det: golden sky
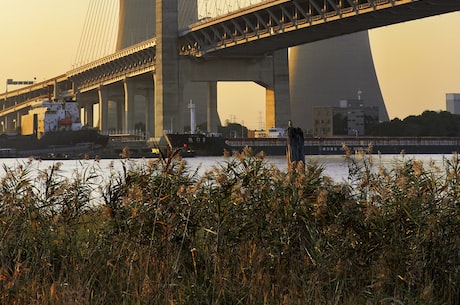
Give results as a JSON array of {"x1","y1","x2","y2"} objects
[
  {"x1": 1, "y1": 1, "x2": 460, "y2": 129},
  {"x1": 369, "y1": 11, "x2": 460, "y2": 120}
]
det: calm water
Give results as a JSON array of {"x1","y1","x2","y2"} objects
[
  {"x1": 0, "y1": 153, "x2": 454, "y2": 183},
  {"x1": 0, "y1": 154, "x2": 453, "y2": 205},
  {"x1": 184, "y1": 154, "x2": 453, "y2": 182}
]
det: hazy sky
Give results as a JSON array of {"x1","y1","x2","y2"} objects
[{"x1": 1, "y1": 1, "x2": 460, "y2": 129}]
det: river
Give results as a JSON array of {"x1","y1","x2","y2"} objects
[
  {"x1": 0, "y1": 153, "x2": 454, "y2": 183},
  {"x1": 0, "y1": 154, "x2": 453, "y2": 205}
]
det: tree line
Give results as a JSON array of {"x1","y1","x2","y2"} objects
[{"x1": 369, "y1": 110, "x2": 460, "y2": 136}]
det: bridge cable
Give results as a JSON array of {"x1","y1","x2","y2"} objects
[
  {"x1": 106, "y1": 1, "x2": 119, "y2": 54},
  {"x1": 77, "y1": 0, "x2": 100, "y2": 65},
  {"x1": 90, "y1": 0, "x2": 106, "y2": 61},
  {"x1": 96, "y1": 0, "x2": 112, "y2": 58},
  {"x1": 74, "y1": 0, "x2": 97, "y2": 66},
  {"x1": 73, "y1": 0, "x2": 118, "y2": 67}
]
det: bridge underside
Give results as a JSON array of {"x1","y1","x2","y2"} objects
[{"x1": 185, "y1": 0, "x2": 460, "y2": 57}]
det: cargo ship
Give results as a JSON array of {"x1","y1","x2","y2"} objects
[
  {"x1": 162, "y1": 133, "x2": 460, "y2": 156},
  {"x1": 0, "y1": 99, "x2": 109, "y2": 159}
]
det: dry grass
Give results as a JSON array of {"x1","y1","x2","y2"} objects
[{"x1": 0, "y1": 150, "x2": 459, "y2": 304}]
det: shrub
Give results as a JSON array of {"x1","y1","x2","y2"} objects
[{"x1": 0, "y1": 151, "x2": 458, "y2": 304}]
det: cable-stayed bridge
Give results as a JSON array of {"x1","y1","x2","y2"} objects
[
  {"x1": 1, "y1": 0, "x2": 460, "y2": 138},
  {"x1": 74, "y1": 0, "x2": 269, "y2": 67}
]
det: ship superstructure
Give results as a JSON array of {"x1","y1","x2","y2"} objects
[{"x1": 21, "y1": 100, "x2": 82, "y2": 138}]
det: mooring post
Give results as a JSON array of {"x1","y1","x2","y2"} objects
[{"x1": 286, "y1": 120, "x2": 305, "y2": 168}]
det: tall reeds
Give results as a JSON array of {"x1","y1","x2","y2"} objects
[{"x1": 0, "y1": 150, "x2": 459, "y2": 304}]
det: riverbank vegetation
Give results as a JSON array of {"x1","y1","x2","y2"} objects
[{"x1": 0, "y1": 149, "x2": 459, "y2": 304}]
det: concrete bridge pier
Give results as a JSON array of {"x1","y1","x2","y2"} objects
[
  {"x1": 85, "y1": 103, "x2": 94, "y2": 128},
  {"x1": 144, "y1": 75, "x2": 155, "y2": 137},
  {"x1": 154, "y1": 0, "x2": 180, "y2": 137},
  {"x1": 77, "y1": 91, "x2": 97, "y2": 128},
  {"x1": 0, "y1": 113, "x2": 18, "y2": 133},
  {"x1": 206, "y1": 81, "x2": 218, "y2": 133},
  {"x1": 123, "y1": 78, "x2": 136, "y2": 132},
  {"x1": 78, "y1": 76, "x2": 155, "y2": 136},
  {"x1": 0, "y1": 116, "x2": 7, "y2": 133},
  {"x1": 14, "y1": 112, "x2": 20, "y2": 132},
  {"x1": 125, "y1": 75, "x2": 155, "y2": 136},
  {"x1": 265, "y1": 49, "x2": 290, "y2": 130},
  {"x1": 97, "y1": 86, "x2": 109, "y2": 132},
  {"x1": 96, "y1": 84, "x2": 126, "y2": 133}
]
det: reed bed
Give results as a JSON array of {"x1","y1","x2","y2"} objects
[{"x1": 0, "y1": 149, "x2": 459, "y2": 304}]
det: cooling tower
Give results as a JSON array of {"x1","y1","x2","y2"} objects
[
  {"x1": 116, "y1": 0, "x2": 156, "y2": 50},
  {"x1": 289, "y1": 31, "x2": 389, "y2": 132}
]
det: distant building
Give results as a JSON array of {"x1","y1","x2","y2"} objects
[
  {"x1": 313, "y1": 99, "x2": 379, "y2": 137},
  {"x1": 446, "y1": 93, "x2": 460, "y2": 114}
]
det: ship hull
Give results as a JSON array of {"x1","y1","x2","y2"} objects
[
  {"x1": 0, "y1": 129, "x2": 109, "y2": 159},
  {"x1": 161, "y1": 133, "x2": 228, "y2": 156},
  {"x1": 164, "y1": 134, "x2": 460, "y2": 157}
]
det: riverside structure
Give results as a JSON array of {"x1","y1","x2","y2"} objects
[{"x1": 1, "y1": 0, "x2": 459, "y2": 140}]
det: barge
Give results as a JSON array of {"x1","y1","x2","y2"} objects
[{"x1": 163, "y1": 133, "x2": 460, "y2": 157}]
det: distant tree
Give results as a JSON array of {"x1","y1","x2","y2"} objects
[{"x1": 368, "y1": 111, "x2": 460, "y2": 136}]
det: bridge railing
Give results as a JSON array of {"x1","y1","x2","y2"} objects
[{"x1": 68, "y1": 39, "x2": 157, "y2": 92}]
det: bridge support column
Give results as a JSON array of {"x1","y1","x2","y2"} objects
[
  {"x1": 1, "y1": 116, "x2": 7, "y2": 133},
  {"x1": 123, "y1": 78, "x2": 136, "y2": 132},
  {"x1": 155, "y1": 0, "x2": 180, "y2": 137},
  {"x1": 98, "y1": 86, "x2": 109, "y2": 132},
  {"x1": 14, "y1": 112, "x2": 20, "y2": 133},
  {"x1": 266, "y1": 49, "x2": 290, "y2": 130},
  {"x1": 76, "y1": 92, "x2": 96, "y2": 128},
  {"x1": 207, "y1": 81, "x2": 218, "y2": 133},
  {"x1": 266, "y1": 88, "x2": 276, "y2": 130},
  {"x1": 84, "y1": 103, "x2": 94, "y2": 128},
  {"x1": 145, "y1": 76, "x2": 154, "y2": 137}
]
